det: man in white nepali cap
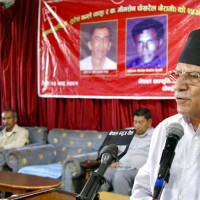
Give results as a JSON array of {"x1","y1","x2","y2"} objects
[{"x1": 131, "y1": 29, "x2": 200, "y2": 200}]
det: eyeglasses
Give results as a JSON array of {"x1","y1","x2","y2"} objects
[{"x1": 168, "y1": 70, "x2": 200, "y2": 84}]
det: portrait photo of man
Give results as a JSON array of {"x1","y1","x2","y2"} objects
[
  {"x1": 80, "y1": 21, "x2": 117, "y2": 71},
  {"x1": 126, "y1": 16, "x2": 167, "y2": 68}
]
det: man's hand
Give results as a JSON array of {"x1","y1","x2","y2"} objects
[{"x1": 110, "y1": 162, "x2": 119, "y2": 168}]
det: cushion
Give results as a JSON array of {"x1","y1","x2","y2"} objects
[{"x1": 18, "y1": 163, "x2": 62, "y2": 179}]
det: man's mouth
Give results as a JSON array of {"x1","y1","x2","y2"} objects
[
  {"x1": 176, "y1": 97, "x2": 190, "y2": 101},
  {"x1": 175, "y1": 92, "x2": 191, "y2": 101},
  {"x1": 175, "y1": 97, "x2": 191, "y2": 105}
]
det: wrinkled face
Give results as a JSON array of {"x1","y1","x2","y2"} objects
[
  {"x1": 133, "y1": 115, "x2": 152, "y2": 135},
  {"x1": 174, "y1": 63, "x2": 200, "y2": 119},
  {"x1": 2, "y1": 111, "x2": 17, "y2": 132},
  {"x1": 88, "y1": 27, "x2": 111, "y2": 60},
  {"x1": 134, "y1": 28, "x2": 162, "y2": 64}
]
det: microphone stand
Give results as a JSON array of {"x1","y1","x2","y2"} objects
[
  {"x1": 76, "y1": 165, "x2": 106, "y2": 200},
  {"x1": 76, "y1": 146, "x2": 118, "y2": 200}
]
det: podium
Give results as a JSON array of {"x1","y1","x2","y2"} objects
[
  {"x1": 8, "y1": 188, "x2": 77, "y2": 200},
  {"x1": 8, "y1": 188, "x2": 130, "y2": 200}
]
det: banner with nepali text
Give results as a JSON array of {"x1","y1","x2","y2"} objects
[{"x1": 38, "y1": 0, "x2": 200, "y2": 99}]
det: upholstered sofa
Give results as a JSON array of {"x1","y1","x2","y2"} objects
[
  {"x1": 25, "y1": 126, "x2": 48, "y2": 145},
  {"x1": 6, "y1": 129, "x2": 108, "y2": 193},
  {"x1": 0, "y1": 126, "x2": 48, "y2": 170}
]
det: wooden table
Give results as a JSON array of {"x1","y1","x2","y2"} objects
[
  {"x1": 8, "y1": 189, "x2": 130, "y2": 200},
  {"x1": 99, "y1": 191, "x2": 130, "y2": 200},
  {"x1": 0, "y1": 170, "x2": 61, "y2": 194}
]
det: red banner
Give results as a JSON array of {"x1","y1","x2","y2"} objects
[{"x1": 38, "y1": 0, "x2": 200, "y2": 99}]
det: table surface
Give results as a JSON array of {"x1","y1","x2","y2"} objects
[
  {"x1": 0, "y1": 170, "x2": 61, "y2": 194},
  {"x1": 7, "y1": 189, "x2": 130, "y2": 200},
  {"x1": 99, "y1": 191, "x2": 130, "y2": 200}
]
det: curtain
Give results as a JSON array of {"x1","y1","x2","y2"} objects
[{"x1": 0, "y1": 0, "x2": 177, "y2": 132}]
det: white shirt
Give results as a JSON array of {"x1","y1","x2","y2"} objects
[
  {"x1": 0, "y1": 124, "x2": 29, "y2": 149},
  {"x1": 80, "y1": 56, "x2": 117, "y2": 70},
  {"x1": 131, "y1": 114, "x2": 200, "y2": 200}
]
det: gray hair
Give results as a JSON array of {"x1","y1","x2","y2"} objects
[{"x1": 2, "y1": 108, "x2": 17, "y2": 118}]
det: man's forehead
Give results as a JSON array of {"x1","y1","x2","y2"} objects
[
  {"x1": 93, "y1": 28, "x2": 110, "y2": 36},
  {"x1": 176, "y1": 62, "x2": 200, "y2": 71},
  {"x1": 134, "y1": 115, "x2": 146, "y2": 120},
  {"x1": 2, "y1": 111, "x2": 13, "y2": 117},
  {"x1": 135, "y1": 28, "x2": 157, "y2": 40}
]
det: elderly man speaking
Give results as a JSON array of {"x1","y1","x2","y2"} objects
[{"x1": 131, "y1": 29, "x2": 200, "y2": 200}]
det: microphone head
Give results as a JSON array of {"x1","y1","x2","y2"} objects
[
  {"x1": 166, "y1": 122, "x2": 184, "y2": 140},
  {"x1": 100, "y1": 144, "x2": 118, "y2": 163},
  {"x1": 103, "y1": 144, "x2": 118, "y2": 156}
]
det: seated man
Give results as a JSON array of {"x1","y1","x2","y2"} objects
[
  {"x1": 100, "y1": 108, "x2": 154, "y2": 195},
  {"x1": 0, "y1": 108, "x2": 29, "y2": 149}
]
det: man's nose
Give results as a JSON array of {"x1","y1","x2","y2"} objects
[
  {"x1": 134, "y1": 124, "x2": 140, "y2": 129},
  {"x1": 3, "y1": 119, "x2": 8, "y2": 124},
  {"x1": 99, "y1": 38, "x2": 105, "y2": 46},
  {"x1": 143, "y1": 42, "x2": 147, "y2": 49},
  {"x1": 143, "y1": 42, "x2": 150, "y2": 50},
  {"x1": 174, "y1": 76, "x2": 188, "y2": 91}
]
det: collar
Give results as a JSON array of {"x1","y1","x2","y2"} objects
[
  {"x1": 181, "y1": 114, "x2": 200, "y2": 133},
  {"x1": 3, "y1": 124, "x2": 18, "y2": 136},
  {"x1": 136, "y1": 126, "x2": 153, "y2": 138}
]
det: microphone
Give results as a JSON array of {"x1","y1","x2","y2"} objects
[
  {"x1": 76, "y1": 144, "x2": 118, "y2": 200},
  {"x1": 153, "y1": 122, "x2": 184, "y2": 199},
  {"x1": 97, "y1": 144, "x2": 119, "y2": 175}
]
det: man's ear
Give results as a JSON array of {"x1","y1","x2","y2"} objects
[
  {"x1": 159, "y1": 38, "x2": 163, "y2": 47},
  {"x1": 14, "y1": 117, "x2": 17, "y2": 124},
  {"x1": 108, "y1": 41, "x2": 112, "y2": 51},
  {"x1": 87, "y1": 41, "x2": 92, "y2": 51},
  {"x1": 148, "y1": 118, "x2": 152, "y2": 127}
]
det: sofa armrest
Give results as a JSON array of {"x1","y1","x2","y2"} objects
[
  {"x1": 61, "y1": 152, "x2": 98, "y2": 193},
  {"x1": 6, "y1": 144, "x2": 56, "y2": 172},
  {"x1": 0, "y1": 143, "x2": 48, "y2": 170},
  {"x1": 0, "y1": 149, "x2": 7, "y2": 169},
  {"x1": 62, "y1": 151, "x2": 98, "y2": 178}
]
